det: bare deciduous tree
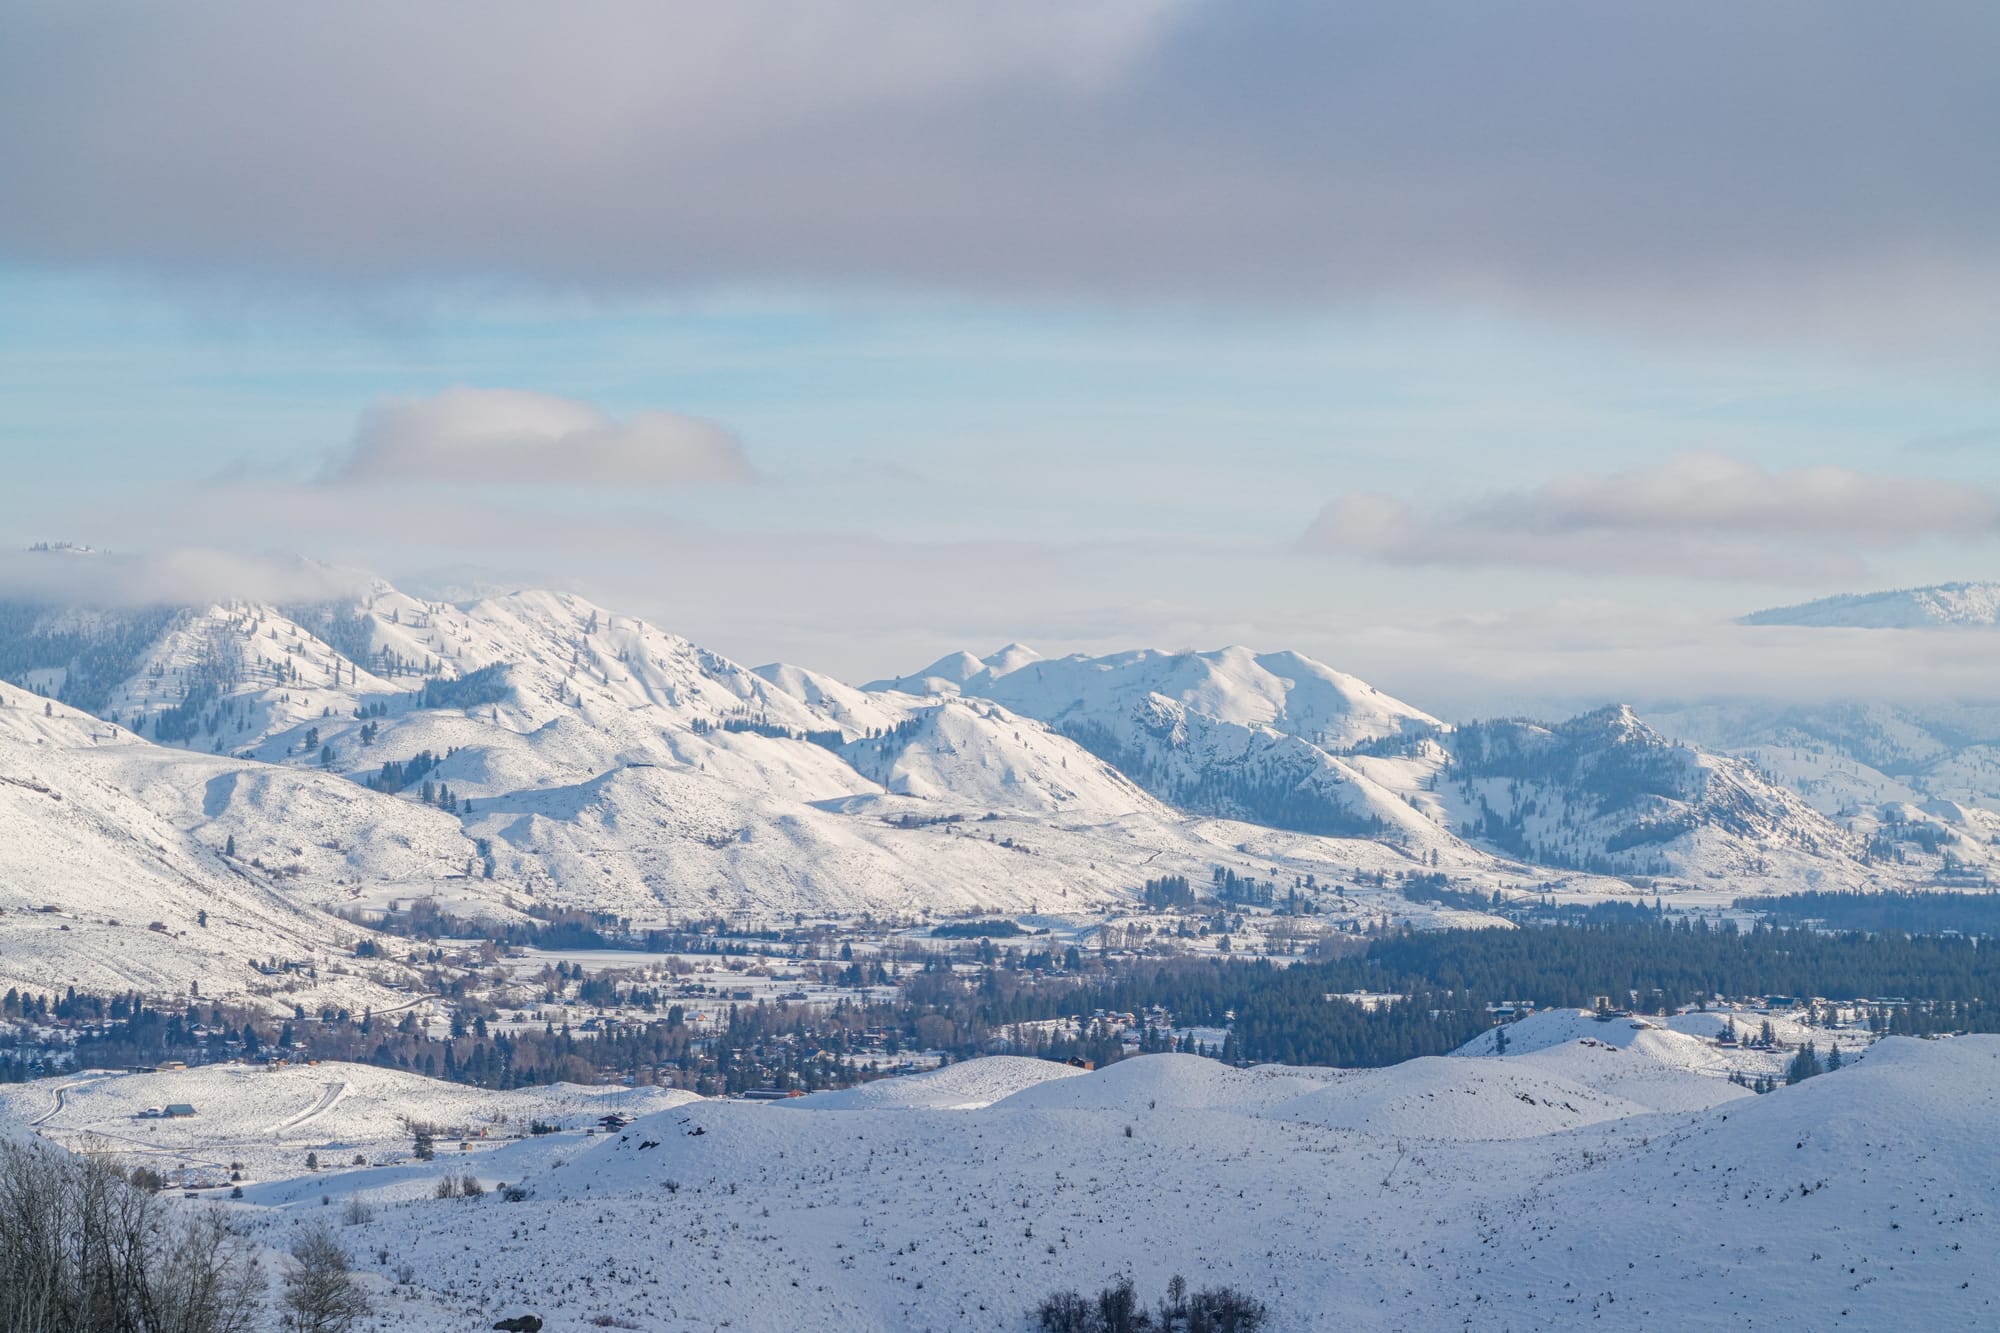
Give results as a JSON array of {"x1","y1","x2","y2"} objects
[
  {"x1": 282, "y1": 1223, "x2": 371, "y2": 1333},
  {"x1": 0, "y1": 1138, "x2": 262, "y2": 1333}
]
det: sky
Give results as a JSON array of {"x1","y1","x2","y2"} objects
[{"x1": 1, "y1": 1, "x2": 1997, "y2": 716}]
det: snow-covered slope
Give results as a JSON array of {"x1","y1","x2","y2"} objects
[
  {"x1": 836, "y1": 696, "x2": 1166, "y2": 818},
  {"x1": 791, "y1": 1054, "x2": 1085, "y2": 1110},
  {"x1": 0, "y1": 588, "x2": 1524, "y2": 931},
  {"x1": 81, "y1": 1035, "x2": 2000, "y2": 1331},
  {"x1": 868, "y1": 644, "x2": 1467, "y2": 851},
  {"x1": 0, "y1": 1059, "x2": 690, "y2": 1184},
  {"x1": 0, "y1": 680, "x2": 450, "y2": 1010},
  {"x1": 1429, "y1": 705, "x2": 1868, "y2": 885},
  {"x1": 1652, "y1": 699, "x2": 2000, "y2": 821},
  {"x1": 962, "y1": 643, "x2": 1440, "y2": 750},
  {"x1": 872, "y1": 639, "x2": 1869, "y2": 889},
  {"x1": 1647, "y1": 700, "x2": 2000, "y2": 882},
  {"x1": 1744, "y1": 581, "x2": 2000, "y2": 629}
]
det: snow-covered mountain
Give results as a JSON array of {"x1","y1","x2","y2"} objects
[
  {"x1": 876, "y1": 642, "x2": 1870, "y2": 888},
  {"x1": 920, "y1": 643, "x2": 1439, "y2": 749},
  {"x1": 877, "y1": 644, "x2": 1464, "y2": 846},
  {"x1": 1648, "y1": 699, "x2": 2000, "y2": 880},
  {"x1": 1424, "y1": 705, "x2": 1865, "y2": 882},
  {"x1": 1743, "y1": 581, "x2": 2000, "y2": 629},
  {"x1": 0, "y1": 578, "x2": 1934, "y2": 988},
  {"x1": 0, "y1": 586, "x2": 1541, "y2": 980}
]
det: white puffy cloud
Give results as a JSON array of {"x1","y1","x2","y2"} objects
[
  {"x1": 324, "y1": 387, "x2": 755, "y2": 487},
  {"x1": 1303, "y1": 452, "x2": 2000, "y2": 582}
]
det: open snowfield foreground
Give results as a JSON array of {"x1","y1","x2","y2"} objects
[
  {"x1": 7, "y1": 1019, "x2": 1994, "y2": 1331},
  {"x1": 0, "y1": 1059, "x2": 691, "y2": 1185}
]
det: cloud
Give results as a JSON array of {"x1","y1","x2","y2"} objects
[
  {"x1": 324, "y1": 387, "x2": 755, "y2": 487},
  {"x1": 0, "y1": 546, "x2": 368, "y2": 608},
  {"x1": 0, "y1": 3, "x2": 1994, "y2": 342},
  {"x1": 1302, "y1": 452, "x2": 2000, "y2": 582}
]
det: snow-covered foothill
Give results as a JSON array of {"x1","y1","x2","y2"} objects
[{"x1": 24, "y1": 1036, "x2": 1985, "y2": 1330}]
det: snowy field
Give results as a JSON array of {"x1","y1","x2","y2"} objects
[
  {"x1": 0, "y1": 1060, "x2": 690, "y2": 1185},
  {"x1": 4, "y1": 1010, "x2": 1994, "y2": 1330}
]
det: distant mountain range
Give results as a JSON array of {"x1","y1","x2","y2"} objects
[
  {"x1": 3, "y1": 570, "x2": 1993, "y2": 1007},
  {"x1": 1743, "y1": 582, "x2": 2000, "y2": 629}
]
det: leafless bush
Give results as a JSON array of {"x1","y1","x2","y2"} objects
[{"x1": 434, "y1": 1173, "x2": 485, "y2": 1200}]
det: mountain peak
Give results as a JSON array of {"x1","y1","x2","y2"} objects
[
  {"x1": 980, "y1": 643, "x2": 1040, "y2": 676},
  {"x1": 1743, "y1": 582, "x2": 2000, "y2": 630}
]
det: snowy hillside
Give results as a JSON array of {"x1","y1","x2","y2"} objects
[
  {"x1": 960, "y1": 643, "x2": 1440, "y2": 749},
  {"x1": 30, "y1": 1035, "x2": 1997, "y2": 1330},
  {"x1": 0, "y1": 680, "x2": 451, "y2": 1010},
  {"x1": 875, "y1": 644, "x2": 1474, "y2": 849},
  {"x1": 876, "y1": 641, "x2": 1872, "y2": 891},
  {"x1": 1649, "y1": 700, "x2": 2000, "y2": 877},
  {"x1": 1428, "y1": 706, "x2": 1869, "y2": 885},
  {"x1": 1744, "y1": 581, "x2": 2000, "y2": 629},
  {"x1": 0, "y1": 1059, "x2": 690, "y2": 1185}
]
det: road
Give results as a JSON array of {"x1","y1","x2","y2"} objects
[
  {"x1": 28, "y1": 1080, "x2": 77, "y2": 1126},
  {"x1": 267, "y1": 1080, "x2": 350, "y2": 1135}
]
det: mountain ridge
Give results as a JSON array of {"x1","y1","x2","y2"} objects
[
  {"x1": 1744, "y1": 581, "x2": 2000, "y2": 629},
  {"x1": 0, "y1": 577, "x2": 1942, "y2": 1010}
]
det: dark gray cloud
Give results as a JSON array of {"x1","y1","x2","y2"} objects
[
  {"x1": 324, "y1": 387, "x2": 755, "y2": 487},
  {"x1": 1302, "y1": 452, "x2": 2000, "y2": 582},
  {"x1": 0, "y1": 2, "x2": 1994, "y2": 338}
]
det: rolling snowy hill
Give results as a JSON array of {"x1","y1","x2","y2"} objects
[
  {"x1": 16, "y1": 1030, "x2": 1992, "y2": 1330},
  {"x1": 0, "y1": 1058, "x2": 691, "y2": 1185}
]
